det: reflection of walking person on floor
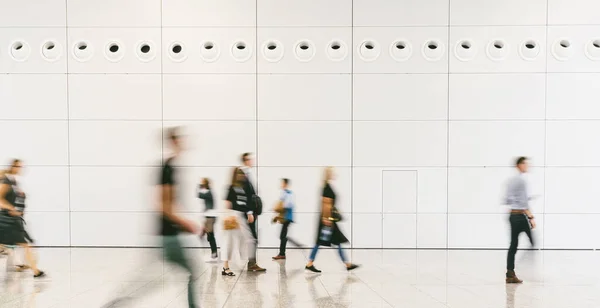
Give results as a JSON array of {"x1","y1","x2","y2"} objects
[
  {"x1": 504, "y1": 156, "x2": 536, "y2": 284},
  {"x1": 305, "y1": 167, "x2": 359, "y2": 273}
]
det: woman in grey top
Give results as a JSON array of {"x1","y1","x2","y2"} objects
[{"x1": 198, "y1": 178, "x2": 218, "y2": 261}]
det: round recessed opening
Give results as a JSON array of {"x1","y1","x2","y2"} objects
[
  {"x1": 422, "y1": 40, "x2": 444, "y2": 62},
  {"x1": 140, "y1": 44, "x2": 150, "y2": 53},
  {"x1": 77, "y1": 43, "x2": 87, "y2": 50},
  {"x1": 455, "y1": 40, "x2": 477, "y2": 62},
  {"x1": 358, "y1": 40, "x2": 380, "y2": 62},
  {"x1": 104, "y1": 41, "x2": 124, "y2": 62},
  {"x1": 460, "y1": 41, "x2": 471, "y2": 49},
  {"x1": 236, "y1": 43, "x2": 246, "y2": 50},
  {"x1": 231, "y1": 41, "x2": 252, "y2": 63},
  {"x1": 390, "y1": 40, "x2": 412, "y2": 62},
  {"x1": 365, "y1": 43, "x2": 374, "y2": 50},
  {"x1": 109, "y1": 44, "x2": 119, "y2": 53},
  {"x1": 560, "y1": 40, "x2": 570, "y2": 48},
  {"x1": 300, "y1": 44, "x2": 309, "y2": 50},
  {"x1": 10, "y1": 41, "x2": 31, "y2": 62},
  {"x1": 525, "y1": 42, "x2": 536, "y2": 49},
  {"x1": 46, "y1": 43, "x2": 55, "y2": 50},
  {"x1": 199, "y1": 41, "x2": 220, "y2": 63},
  {"x1": 494, "y1": 41, "x2": 504, "y2": 49},
  {"x1": 172, "y1": 44, "x2": 182, "y2": 53},
  {"x1": 41, "y1": 41, "x2": 62, "y2": 62},
  {"x1": 326, "y1": 40, "x2": 348, "y2": 62},
  {"x1": 294, "y1": 40, "x2": 315, "y2": 62},
  {"x1": 552, "y1": 38, "x2": 573, "y2": 61},
  {"x1": 72, "y1": 41, "x2": 93, "y2": 62},
  {"x1": 519, "y1": 40, "x2": 540, "y2": 61},
  {"x1": 396, "y1": 42, "x2": 406, "y2": 50},
  {"x1": 135, "y1": 41, "x2": 156, "y2": 62},
  {"x1": 204, "y1": 42, "x2": 214, "y2": 50},
  {"x1": 262, "y1": 40, "x2": 284, "y2": 63},
  {"x1": 485, "y1": 40, "x2": 509, "y2": 61},
  {"x1": 585, "y1": 39, "x2": 600, "y2": 61},
  {"x1": 168, "y1": 42, "x2": 188, "y2": 62},
  {"x1": 593, "y1": 40, "x2": 600, "y2": 48},
  {"x1": 331, "y1": 44, "x2": 340, "y2": 50},
  {"x1": 267, "y1": 43, "x2": 277, "y2": 50},
  {"x1": 14, "y1": 43, "x2": 23, "y2": 51},
  {"x1": 428, "y1": 42, "x2": 438, "y2": 50}
]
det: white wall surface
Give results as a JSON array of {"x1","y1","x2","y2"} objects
[{"x1": 1, "y1": 0, "x2": 599, "y2": 249}]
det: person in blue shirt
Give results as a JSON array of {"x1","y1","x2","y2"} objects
[{"x1": 273, "y1": 178, "x2": 301, "y2": 260}]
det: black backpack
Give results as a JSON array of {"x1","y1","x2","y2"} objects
[{"x1": 252, "y1": 195, "x2": 263, "y2": 216}]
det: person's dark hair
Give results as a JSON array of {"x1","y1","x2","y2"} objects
[
  {"x1": 282, "y1": 178, "x2": 290, "y2": 185},
  {"x1": 241, "y1": 152, "x2": 252, "y2": 163},
  {"x1": 231, "y1": 167, "x2": 245, "y2": 187},
  {"x1": 10, "y1": 159, "x2": 21, "y2": 168},
  {"x1": 166, "y1": 127, "x2": 180, "y2": 143},
  {"x1": 515, "y1": 156, "x2": 527, "y2": 166}
]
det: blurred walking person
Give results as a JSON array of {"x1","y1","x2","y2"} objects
[
  {"x1": 305, "y1": 167, "x2": 359, "y2": 273},
  {"x1": 239, "y1": 153, "x2": 266, "y2": 272},
  {"x1": 272, "y1": 178, "x2": 302, "y2": 260},
  {"x1": 198, "y1": 177, "x2": 218, "y2": 262},
  {"x1": 0, "y1": 159, "x2": 45, "y2": 277},
  {"x1": 504, "y1": 156, "x2": 536, "y2": 284}
]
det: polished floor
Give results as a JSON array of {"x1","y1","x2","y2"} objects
[{"x1": 1, "y1": 247, "x2": 600, "y2": 308}]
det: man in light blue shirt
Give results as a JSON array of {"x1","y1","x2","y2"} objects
[{"x1": 273, "y1": 178, "x2": 301, "y2": 260}]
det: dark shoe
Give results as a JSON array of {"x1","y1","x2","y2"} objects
[
  {"x1": 33, "y1": 271, "x2": 46, "y2": 278},
  {"x1": 505, "y1": 270, "x2": 523, "y2": 284},
  {"x1": 222, "y1": 267, "x2": 235, "y2": 276},
  {"x1": 346, "y1": 264, "x2": 360, "y2": 271},
  {"x1": 272, "y1": 255, "x2": 286, "y2": 260},
  {"x1": 248, "y1": 264, "x2": 266, "y2": 272},
  {"x1": 305, "y1": 265, "x2": 322, "y2": 273}
]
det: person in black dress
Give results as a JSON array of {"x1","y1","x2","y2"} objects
[
  {"x1": 198, "y1": 177, "x2": 218, "y2": 261},
  {"x1": 305, "y1": 167, "x2": 359, "y2": 273},
  {"x1": 0, "y1": 159, "x2": 45, "y2": 277}
]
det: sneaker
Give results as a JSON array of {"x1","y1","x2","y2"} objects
[
  {"x1": 248, "y1": 264, "x2": 266, "y2": 272},
  {"x1": 272, "y1": 255, "x2": 286, "y2": 260},
  {"x1": 346, "y1": 264, "x2": 360, "y2": 271},
  {"x1": 305, "y1": 265, "x2": 322, "y2": 273},
  {"x1": 33, "y1": 271, "x2": 46, "y2": 278}
]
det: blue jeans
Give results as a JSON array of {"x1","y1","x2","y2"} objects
[{"x1": 309, "y1": 244, "x2": 347, "y2": 263}]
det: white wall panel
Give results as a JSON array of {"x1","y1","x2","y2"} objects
[
  {"x1": 448, "y1": 167, "x2": 545, "y2": 214},
  {"x1": 547, "y1": 26, "x2": 600, "y2": 73},
  {"x1": 69, "y1": 74, "x2": 161, "y2": 120},
  {"x1": 448, "y1": 214, "x2": 509, "y2": 248},
  {"x1": 70, "y1": 212, "x2": 156, "y2": 246},
  {"x1": 449, "y1": 27, "x2": 546, "y2": 73},
  {"x1": 417, "y1": 214, "x2": 447, "y2": 248},
  {"x1": 0, "y1": 74, "x2": 67, "y2": 120},
  {"x1": 67, "y1": 0, "x2": 161, "y2": 27},
  {"x1": 258, "y1": 122, "x2": 351, "y2": 167},
  {"x1": 546, "y1": 121, "x2": 600, "y2": 167},
  {"x1": 257, "y1": 167, "x2": 352, "y2": 215},
  {"x1": 383, "y1": 214, "x2": 416, "y2": 248},
  {"x1": 382, "y1": 171, "x2": 417, "y2": 213},
  {"x1": 354, "y1": 74, "x2": 448, "y2": 121},
  {"x1": 545, "y1": 168, "x2": 600, "y2": 214},
  {"x1": 19, "y1": 166, "x2": 70, "y2": 212},
  {"x1": 69, "y1": 121, "x2": 162, "y2": 166},
  {"x1": 257, "y1": 28, "x2": 352, "y2": 74},
  {"x1": 257, "y1": 0, "x2": 351, "y2": 27},
  {"x1": 0, "y1": 121, "x2": 68, "y2": 166},
  {"x1": 0, "y1": 0, "x2": 66, "y2": 27},
  {"x1": 163, "y1": 0, "x2": 255, "y2": 27},
  {"x1": 164, "y1": 74, "x2": 255, "y2": 121},
  {"x1": 450, "y1": 74, "x2": 545, "y2": 120},
  {"x1": 353, "y1": 214, "x2": 382, "y2": 248},
  {"x1": 162, "y1": 28, "x2": 255, "y2": 74},
  {"x1": 353, "y1": 27, "x2": 448, "y2": 74},
  {"x1": 162, "y1": 121, "x2": 256, "y2": 167},
  {"x1": 354, "y1": 121, "x2": 447, "y2": 167},
  {"x1": 450, "y1": 0, "x2": 547, "y2": 26},
  {"x1": 70, "y1": 167, "x2": 157, "y2": 212},
  {"x1": 0, "y1": 28, "x2": 67, "y2": 73},
  {"x1": 548, "y1": 0, "x2": 600, "y2": 25},
  {"x1": 544, "y1": 214, "x2": 599, "y2": 249},
  {"x1": 354, "y1": 0, "x2": 448, "y2": 27},
  {"x1": 547, "y1": 73, "x2": 600, "y2": 120},
  {"x1": 353, "y1": 168, "x2": 447, "y2": 214},
  {"x1": 27, "y1": 212, "x2": 70, "y2": 246},
  {"x1": 449, "y1": 121, "x2": 545, "y2": 167},
  {"x1": 258, "y1": 74, "x2": 350, "y2": 121}
]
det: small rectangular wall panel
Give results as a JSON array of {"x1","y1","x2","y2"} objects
[
  {"x1": 544, "y1": 214, "x2": 599, "y2": 249},
  {"x1": 383, "y1": 214, "x2": 417, "y2": 248},
  {"x1": 449, "y1": 121, "x2": 545, "y2": 167},
  {"x1": 67, "y1": 0, "x2": 161, "y2": 27},
  {"x1": 0, "y1": 121, "x2": 68, "y2": 166},
  {"x1": 0, "y1": 74, "x2": 68, "y2": 120},
  {"x1": 20, "y1": 166, "x2": 70, "y2": 212},
  {"x1": 257, "y1": 0, "x2": 351, "y2": 27},
  {"x1": 27, "y1": 212, "x2": 71, "y2": 246},
  {"x1": 353, "y1": 121, "x2": 447, "y2": 167},
  {"x1": 418, "y1": 214, "x2": 447, "y2": 248},
  {"x1": 162, "y1": 0, "x2": 256, "y2": 27},
  {"x1": 69, "y1": 74, "x2": 162, "y2": 120},
  {"x1": 257, "y1": 167, "x2": 352, "y2": 215},
  {"x1": 353, "y1": 27, "x2": 448, "y2": 74},
  {"x1": 383, "y1": 170, "x2": 417, "y2": 213},
  {"x1": 353, "y1": 214, "x2": 383, "y2": 248},
  {"x1": 257, "y1": 28, "x2": 351, "y2": 74},
  {"x1": 546, "y1": 121, "x2": 600, "y2": 167},
  {"x1": 354, "y1": 0, "x2": 448, "y2": 27},
  {"x1": 162, "y1": 28, "x2": 256, "y2": 74},
  {"x1": 353, "y1": 74, "x2": 448, "y2": 121},
  {"x1": 548, "y1": 0, "x2": 600, "y2": 25},
  {"x1": 449, "y1": 27, "x2": 546, "y2": 73},
  {"x1": 0, "y1": 0, "x2": 66, "y2": 27},
  {"x1": 163, "y1": 74, "x2": 256, "y2": 121},
  {"x1": 69, "y1": 121, "x2": 162, "y2": 166},
  {"x1": 547, "y1": 26, "x2": 600, "y2": 73},
  {"x1": 547, "y1": 73, "x2": 600, "y2": 120},
  {"x1": 448, "y1": 214, "x2": 511, "y2": 248},
  {"x1": 258, "y1": 74, "x2": 351, "y2": 121},
  {"x1": 67, "y1": 28, "x2": 161, "y2": 74},
  {"x1": 162, "y1": 121, "x2": 256, "y2": 167},
  {"x1": 0, "y1": 28, "x2": 67, "y2": 73},
  {"x1": 545, "y1": 168, "x2": 600, "y2": 214},
  {"x1": 258, "y1": 121, "x2": 351, "y2": 167},
  {"x1": 450, "y1": 0, "x2": 547, "y2": 26},
  {"x1": 449, "y1": 74, "x2": 545, "y2": 120},
  {"x1": 448, "y1": 167, "x2": 545, "y2": 214},
  {"x1": 70, "y1": 212, "x2": 156, "y2": 247}
]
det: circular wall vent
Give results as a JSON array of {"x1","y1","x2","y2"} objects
[
  {"x1": 454, "y1": 39, "x2": 477, "y2": 62},
  {"x1": 294, "y1": 40, "x2": 315, "y2": 62},
  {"x1": 518, "y1": 39, "x2": 540, "y2": 61},
  {"x1": 168, "y1": 41, "x2": 187, "y2": 62},
  {"x1": 262, "y1": 40, "x2": 284, "y2": 63},
  {"x1": 104, "y1": 41, "x2": 125, "y2": 62},
  {"x1": 199, "y1": 41, "x2": 220, "y2": 63},
  {"x1": 486, "y1": 39, "x2": 509, "y2": 61},
  {"x1": 389, "y1": 40, "x2": 412, "y2": 62},
  {"x1": 72, "y1": 41, "x2": 93, "y2": 62},
  {"x1": 231, "y1": 40, "x2": 253, "y2": 63},
  {"x1": 326, "y1": 40, "x2": 348, "y2": 62},
  {"x1": 422, "y1": 39, "x2": 444, "y2": 62},
  {"x1": 10, "y1": 41, "x2": 31, "y2": 62},
  {"x1": 135, "y1": 41, "x2": 157, "y2": 62},
  {"x1": 41, "y1": 40, "x2": 62, "y2": 62},
  {"x1": 585, "y1": 39, "x2": 600, "y2": 61},
  {"x1": 358, "y1": 40, "x2": 381, "y2": 62},
  {"x1": 551, "y1": 38, "x2": 573, "y2": 61}
]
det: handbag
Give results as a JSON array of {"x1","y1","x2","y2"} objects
[
  {"x1": 223, "y1": 216, "x2": 239, "y2": 230},
  {"x1": 252, "y1": 195, "x2": 263, "y2": 215},
  {"x1": 331, "y1": 206, "x2": 343, "y2": 222}
]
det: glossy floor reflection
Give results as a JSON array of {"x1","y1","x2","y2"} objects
[{"x1": 1, "y1": 248, "x2": 600, "y2": 307}]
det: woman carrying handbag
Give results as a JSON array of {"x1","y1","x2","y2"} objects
[{"x1": 305, "y1": 167, "x2": 359, "y2": 273}]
